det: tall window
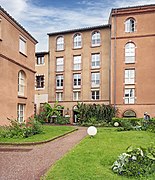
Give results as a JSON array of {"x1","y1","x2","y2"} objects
[
  {"x1": 36, "y1": 56, "x2": 44, "y2": 65},
  {"x1": 91, "y1": 53, "x2": 100, "y2": 68},
  {"x1": 91, "y1": 90, "x2": 100, "y2": 100},
  {"x1": 73, "y1": 91, "x2": 81, "y2": 101},
  {"x1": 36, "y1": 75, "x2": 44, "y2": 89},
  {"x1": 56, "y1": 75, "x2": 63, "y2": 89},
  {"x1": 73, "y1": 33, "x2": 82, "y2": 49},
  {"x1": 0, "y1": 18, "x2": 2, "y2": 40},
  {"x1": 17, "y1": 104, "x2": 24, "y2": 123},
  {"x1": 124, "y1": 88, "x2": 135, "y2": 104},
  {"x1": 73, "y1": 74, "x2": 81, "y2": 88},
  {"x1": 91, "y1": 72, "x2": 100, "y2": 87},
  {"x1": 56, "y1": 92, "x2": 63, "y2": 101},
  {"x1": 73, "y1": 55, "x2": 81, "y2": 70},
  {"x1": 18, "y1": 71, "x2": 25, "y2": 96},
  {"x1": 19, "y1": 36, "x2": 26, "y2": 55},
  {"x1": 125, "y1": 18, "x2": 136, "y2": 32},
  {"x1": 125, "y1": 69, "x2": 135, "y2": 84},
  {"x1": 56, "y1": 57, "x2": 64, "y2": 72},
  {"x1": 92, "y1": 31, "x2": 101, "y2": 46},
  {"x1": 125, "y1": 42, "x2": 135, "y2": 63},
  {"x1": 56, "y1": 36, "x2": 64, "y2": 51}
]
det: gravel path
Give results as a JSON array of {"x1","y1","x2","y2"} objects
[{"x1": 0, "y1": 126, "x2": 87, "y2": 180}]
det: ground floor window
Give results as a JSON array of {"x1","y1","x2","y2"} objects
[
  {"x1": 17, "y1": 104, "x2": 25, "y2": 123},
  {"x1": 123, "y1": 110, "x2": 136, "y2": 118}
]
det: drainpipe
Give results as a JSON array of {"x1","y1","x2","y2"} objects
[{"x1": 113, "y1": 10, "x2": 117, "y2": 110}]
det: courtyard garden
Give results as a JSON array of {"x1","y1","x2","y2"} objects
[{"x1": 43, "y1": 128, "x2": 155, "y2": 180}]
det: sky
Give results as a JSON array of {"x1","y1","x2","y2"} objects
[{"x1": 1, "y1": 0, "x2": 155, "y2": 51}]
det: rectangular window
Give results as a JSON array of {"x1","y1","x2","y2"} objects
[
  {"x1": 56, "y1": 57, "x2": 64, "y2": 72},
  {"x1": 36, "y1": 56, "x2": 44, "y2": 65},
  {"x1": 17, "y1": 104, "x2": 24, "y2": 123},
  {"x1": 56, "y1": 75, "x2": 63, "y2": 89},
  {"x1": 56, "y1": 92, "x2": 63, "y2": 101},
  {"x1": 124, "y1": 88, "x2": 135, "y2": 104},
  {"x1": 91, "y1": 90, "x2": 100, "y2": 100},
  {"x1": 73, "y1": 91, "x2": 81, "y2": 101},
  {"x1": 19, "y1": 36, "x2": 26, "y2": 55},
  {"x1": 91, "y1": 72, "x2": 100, "y2": 87},
  {"x1": 73, "y1": 74, "x2": 81, "y2": 88},
  {"x1": 92, "y1": 53, "x2": 100, "y2": 68},
  {"x1": 36, "y1": 75, "x2": 44, "y2": 88},
  {"x1": 73, "y1": 55, "x2": 81, "y2": 70},
  {"x1": 125, "y1": 69, "x2": 135, "y2": 84}
]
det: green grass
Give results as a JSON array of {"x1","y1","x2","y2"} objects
[
  {"x1": 44, "y1": 128, "x2": 155, "y2": 180},
  {"x1": 0, "y1": 125, "x2": 75, "y2": 143}
]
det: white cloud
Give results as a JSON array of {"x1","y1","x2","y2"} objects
[{"x1": 1, "y1": 0, "x2": 155, "y2": 51}]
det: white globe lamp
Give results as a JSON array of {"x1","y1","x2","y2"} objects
[{"x1": 87, "y1": 126, "x2": 97, "y2": 137}]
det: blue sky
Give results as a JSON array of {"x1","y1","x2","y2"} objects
[{"x1": 1, "y1": 0, "x2": 155, "y2": 51}]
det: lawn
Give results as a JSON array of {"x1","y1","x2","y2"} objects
[
  {"x1": 0, "y1": 125, "x2": 75, "y2": 143},
  {"x1": 43, "y1": 128, "x2": 155, "y2": 180}
]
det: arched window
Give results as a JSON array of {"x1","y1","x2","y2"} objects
[
  {"x1": 125, "y1": 18, "x2": 136, "y2": 32},
  {"x1": 92, "y1": 31, "x2": 101, "y2": 46},
  {"x1": 56, "y1": 36, "x2": 64, "y2": 51},
  {"x1": 73, "y1": 33, "x2": 82, "y2": 48},
  {"x1": 123, "y1": 110, "x2": 136, "y2": 118},
  {"x1": 125, "y1": 42, "x2": 136, "y2": 63},
  {"x1": 18, "y1": 71, "x2": 25, "y2": 96}
]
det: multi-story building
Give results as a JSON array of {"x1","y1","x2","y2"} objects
[
  {"x1": 110, "y1": 4, "x2": 155, "y2": 118},
  {"x1": 35, "y1": 52, "x2": 49, "y2": 114},
  {"x1": 47, "y1": 25, "x2": 111, "y2": 123},
  {"x1": 0, "y1": 6, "x2": 37, "y2": 125}
]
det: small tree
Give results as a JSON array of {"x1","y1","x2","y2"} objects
[{"x1": 42, "y1": 102, "x2": 64, "y2": 123}]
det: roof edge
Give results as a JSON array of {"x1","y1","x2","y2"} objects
[
  {"x1": 47, "y1": 24, "x2": 111, "y2": 36},
  {"x1": 0, "y1": 6, "x2": 38, "y2": 43}
]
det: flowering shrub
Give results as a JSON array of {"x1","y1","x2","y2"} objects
[
  {"x1": 0, "y1": 118, "x2": 42, "y2": 138},
  {"x1": 112, "y1": 145, "x2": 155, "y2": 177}
]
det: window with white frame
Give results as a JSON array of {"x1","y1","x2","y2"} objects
[
  {"x1": 73, "y1": 91, "x2": 81, "y2": 101},
  {"x1": 91, "y1": 72, "x2": 100, "y2": 87},
  {"x1": 125, "y1": 18, "x2": 136, "y2": 33},
  {"x1": 36, "y1": 56, "x2": 44, "y2": 65},
  {"x1": 92, "y1": 31, "x2": 101, "y2": 46},
  {"x1": 73, "y1": 33, "x2": 82, "y2": 49},
  {"x1": 125, "y1": 69, "x2": 135, "y2": 84},
  {"x1": 36, "y1": 75, "x2": 44, "y2": 88},
  {"x1": 91, "y1": 90, "x2": 100, "y2": 100},
  {"x1": 125, "y1": 42, "x2": 135, "y2": 63},
  {"x1": 56, "y1": 92, "x2": 63, "y2": 101},
  {"x1": 56, "y1": 36, "x2": 64, "y2": 51},
  {"x1": 73, "y1": 55, "x2": 81, "y2": 70},
  {"x1": 56, "y1": 75, "x2": 63, "y2": 89},
  {"x1": 56, "y1": 57, "x2": 64, "y2": 71},
  {"x1": 17, "y1": 104, "x2": 24, "y2": 123},
  {"x1": 73, "y1": 74, "x2": 81, "y2": 88},
  {"x1": 19, "y1": 36, "x2": 26, "y2": 55},
  {"x1": 124, "y1": 88, "x2": 135, "y2": 104},
  {"x1": 18, "y1": 71, "x2": 25, "y2": 96},
  {"x1": 91, "y1": 53, "x2": 100, "y2": 68}
]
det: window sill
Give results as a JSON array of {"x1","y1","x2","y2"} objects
[
  {"x1": 18, "y1": 95, "x2": 27, "y2": 99},
  {"x1": 19, "y1": 51, "x2": 27, "y2": 57}
]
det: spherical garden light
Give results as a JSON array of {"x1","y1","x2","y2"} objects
[
  {"x1": 114, "y1": 122, "x2": 119, "y2": 127},
  {"x1": 87, "y1": 126, "x2": 97, "y2": 137}
]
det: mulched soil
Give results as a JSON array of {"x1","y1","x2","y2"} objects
[{"x1": 0, "y1": 126, "x2": 87, "y2": 180}]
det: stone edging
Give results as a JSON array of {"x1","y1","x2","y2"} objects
[{"x1": 0, "y1": 127, "x2": 78, "y2": 146}]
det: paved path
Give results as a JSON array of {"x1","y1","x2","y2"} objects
[{"x1": 0, "y1": 127, "x2": 87, "y2": 180}]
